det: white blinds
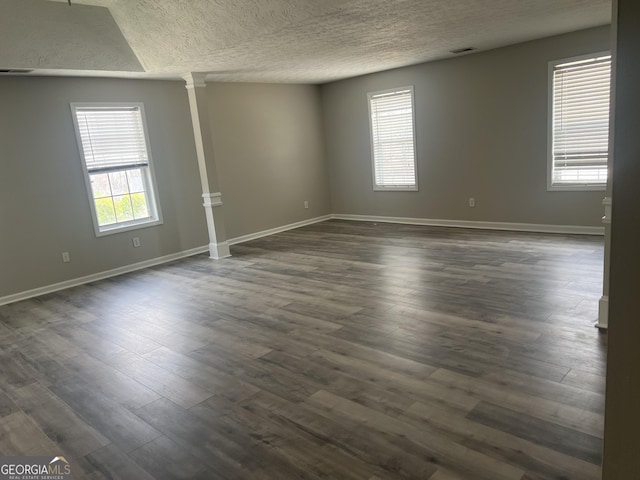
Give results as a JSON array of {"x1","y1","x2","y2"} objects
[
  {"x1": 74, "y1": 106, "x2": 149, "y2": 172},
  {"x1": 369, "y1": 88, "x2": 417, "y2": 188},
  {"x1": 552, "y1": 55, "x2": 611, "y2": 185}
]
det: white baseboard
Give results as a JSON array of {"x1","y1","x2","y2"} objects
[
  {"x1": 331, "y1": 214, "x2": 604, "y2": 236},
  {"x1": 0, "y1": 212, "x2": 602, "y2": 307},
  {"x1": 227, "y1": 215, "x2": 333, "y2": 246},
  {"x1": 0, "y1": 215, "x2": 331, "y2": 306},
  {"x1": 0, "y1": 245, "x2": 209, "y2": 307},
  {"x1": 596, "y1": 295, "x2": 609, "y2": 330}
]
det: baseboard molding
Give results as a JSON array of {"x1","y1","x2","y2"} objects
[
  {"x1": 331, "y1": 214, "x2": 605, "y2": 236},
  {"x1": 0, "y1": 212, "x2": 603, "y2": 306},
  {"x1": 0, "y1": 245, "x2": 209, "y2": 307},
  {"x1": 0, "y1": 216, "x2": 332, "y2": 306},
  {"x1": 227, "y1": 214, "x2": 333, "y2": 246},
  {"x1": 596, "y1": 295, "x2": 609, "y2": 330}
]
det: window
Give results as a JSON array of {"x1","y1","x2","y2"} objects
[
  {"x1": 549, "y1": 53, "x2": 612, "y2": 190},
  {"x1": 368, "y1": 87, "x2": 418, "y2": 191},
  {"x1": 71, "y1": 103, "x2": 162, "y2": 235}
]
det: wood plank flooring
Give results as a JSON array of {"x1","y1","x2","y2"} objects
[{"x1": 0, "y1": 220, "x2": 606, "y2": 479}]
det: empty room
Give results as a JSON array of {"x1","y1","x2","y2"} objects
[{"x1": 1, "y1": 0, "x2": 639, "y2": 479}]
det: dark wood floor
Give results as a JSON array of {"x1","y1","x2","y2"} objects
[{"x1": 0, "y1": 220, "x2": 606, "y2": 479}]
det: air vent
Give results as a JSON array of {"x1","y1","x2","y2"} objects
[
  {"x1": 0, "y1": 69, "x2": 34, "y2": 74},
  {"x1": 450, "y1": 47, "x2": 475, "y2": 54}
]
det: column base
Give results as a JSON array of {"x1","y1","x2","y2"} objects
[
  {"x1": 595, "y1": 295, "x2": 608, "y2": 330},
  {"x1": 209, "y1": 241, "x2": 231, "y2": 260}
]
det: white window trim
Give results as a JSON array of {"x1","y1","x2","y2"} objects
[
  {"x1": 547, "y1": 51, "x2": 611, "y2": 192},
  {"x1": 70, "y1": 102, "x2": 164, "y2": 237},
  {"x1": 368, "y1": 86, "x2": 419, "y2": 192}
]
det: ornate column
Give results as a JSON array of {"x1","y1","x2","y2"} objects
[{"x1": 184, "y1": 73, "x2": 230, "y2": 259}]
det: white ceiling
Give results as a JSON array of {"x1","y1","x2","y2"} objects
[{"x1": 9, "y1": 0, "x2": 612, "y2": 83}]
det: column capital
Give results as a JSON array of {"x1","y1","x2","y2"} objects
[{"x1": 183, "y1": 72, "x2": 207, "y2": 89}]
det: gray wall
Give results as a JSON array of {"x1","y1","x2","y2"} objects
[
  {"x1": 0, "y1": 77, "x2": 208, "y2": 298},
  {"x1": 321, "y1": 26, "x2": 611, "y2": 227},
  {"x1": 0, "y1": 26, "x2": 612, "y2": 299},
  {"x1": 207, "y1": 83, "x2": 331, "y2": 239},
  {"x1": 603, "y1": 0, "x2": 640, "y2": 476}
]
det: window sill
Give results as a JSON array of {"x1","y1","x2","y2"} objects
[
  {"x1": 547, "y1": 184, "x2": 606, "y2": 192},
  {"x1": 374, "y1": 186, "x2": 419, "y2": 192},
  {"x1": 95, "y1": 218, "x2": 163, "y2": 237}
]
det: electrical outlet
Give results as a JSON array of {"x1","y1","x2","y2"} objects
[
  {"x1": 304, "y1": 200, "x2": 309, "y2": 209},
  {"x1": 132, "y1": 237, "x2": 141, "y2": 248},
  {"x1": 62, "y1": 252, "x2": 70, "y2": 263},
  {"x1": 469, "y1": 197, "x2": 476, "y2": 208}
]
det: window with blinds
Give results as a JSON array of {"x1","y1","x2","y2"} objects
[
  {"x1": 549, "y1": 54, "x2": 611, "y2": 189},
  {"x1": 368, "y1": 87, "x2": 418, "y2": 191},
  {"x1": 71, "y1": 104, "x2": 162, "y2": 235}
]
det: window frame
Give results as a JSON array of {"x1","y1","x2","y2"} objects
[
  {"x1": 368, "y1": 86, "x2": 419, "y2": 192},
  {"x1": 547, "y1": 52, "x2": 611, "y2": 192},
  {"x1": 70, "y1": 102, "x2": 163, "y2": 237}
]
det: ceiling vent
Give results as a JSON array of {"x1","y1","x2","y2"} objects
[
  {"x1": 450, "y1": 47, "x2": 475, "y2": 54},
  {"x1": 0, "y1": 69, "x2": 34, "y2": 74}
]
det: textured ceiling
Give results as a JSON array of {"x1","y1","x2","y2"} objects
[{"x1": 23, "y1": 0, "x2": 613, "y2": 83}]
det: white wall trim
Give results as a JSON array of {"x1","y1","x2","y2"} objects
[
  {"x1": 209, "y1": 241, "x2": 231, "y2": 260},
  {"x1": 0, "y1": 212, "x2": 604, "y2": 306},
  {"x1": 202, "y1": 192, "x2": 223, "y2": 208},
  {"x1": 0, "y1": 216, "x2": 331, "y2": 306},
  {"x1": 183, "y1": 72, "x2": 207, "y2": 89},
  {"x1": 596, "y1": 295, "x2": 609, "y2": 330},
  {"x1": 331, "y1": 214, "x2": 605, "y2": 236},
  {"x1": 0, "y1": 245, "x2": 209, "y2": 307},
  {"x1": 602, "y1": 196, "x2": 612, "y2": 224},
  {"x1": 227, "y1": 215, "x2": 333, "y2": 246}
]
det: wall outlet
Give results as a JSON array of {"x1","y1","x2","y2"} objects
[
  {"x1": 469, "y1": 197, "x2": 476, "y2": 208},
  {"x1": 304, "y1": 200, "x2": 309, "y2": 209},
  {"x1": 62, "y1": 252, "x2": 70, "y2": 263},
  {"x1": 132, "y1": 237, "x2": 141, "y2": 248}
]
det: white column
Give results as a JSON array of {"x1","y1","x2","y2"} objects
[
  {"x1": 184, "y1": 73, "x2": 230, "y2": 260},
  {"x1": 596, "y1": 196, "x2": 612, "y2": 329},
  {"x1": 596, "y1": 27, "x2": 618, "y2": 331}
]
